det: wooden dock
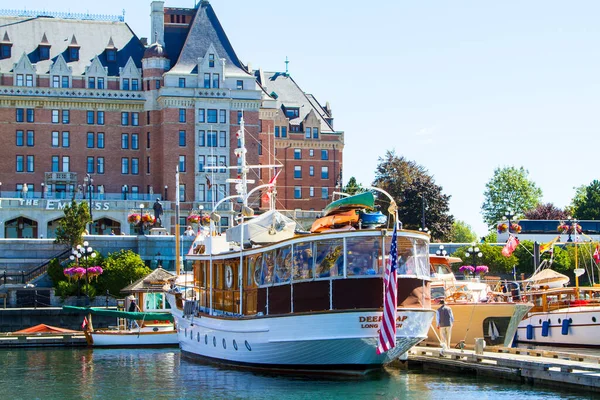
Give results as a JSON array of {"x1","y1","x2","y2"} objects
[
  {"x1": 0, "y1": 332, "x2": 87, "y2": 348},
  {"x1": 409, "y1": 346, "x2": 600, "y2": 393}
]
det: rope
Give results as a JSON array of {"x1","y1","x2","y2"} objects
[{"x1": 462, "y1": 302, "x2": 478, "y2": 344}]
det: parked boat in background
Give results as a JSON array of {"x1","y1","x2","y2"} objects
[{"x1": 425, "y1": 255, "x2": 532, "y2": 348}]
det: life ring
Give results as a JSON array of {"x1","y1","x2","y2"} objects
[{"x1": 225, "y1": 265, "x2": 233, "y2": 288}]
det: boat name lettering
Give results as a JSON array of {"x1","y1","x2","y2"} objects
[{"x1": 359, "y1": 315, "x2": 408, "y2": 329}]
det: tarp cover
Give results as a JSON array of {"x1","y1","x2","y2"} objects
[{"x1": 63, "y1": 306, "x2": 174, "y2": 322}]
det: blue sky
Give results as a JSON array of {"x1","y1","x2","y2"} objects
[{"x1": 14, "y1": 0, "x2": 600, "y2": 235}]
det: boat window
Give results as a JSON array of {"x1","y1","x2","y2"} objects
[
  {"x1": 144, "y1": 293, "x2": 167, "y2": 310},
  {"x1": 346, "y1": 236, "x2": 381, "y2": 276},
  {"x1": 386, "y1": 235, "x2": 430, "y2": 279},
  {"x1": 293, "y1": 242, "x2": 314, "y2": 281},
  {"x1": 261, "y1": 251, "x2": 276, "y2": 285},
  {"x1": 275, "y1": 246, "x2": 292, "y2": 284},
  {"x1": 253, "y1": 254, "x2": 263, "y2": 285},
  {"x1": 315, "y1": 239, "x2": 343, "y2": 279},
  {"x1": 246, "y1": 257, "x2": 254, "y2": 287}
]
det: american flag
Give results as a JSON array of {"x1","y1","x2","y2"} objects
[{"x1": 377, "y1": 224, "x2": 398, "y2": 354}]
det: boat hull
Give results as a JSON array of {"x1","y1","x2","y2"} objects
[
  {"x1": 424, "y1": 302, "x2": 532, "y2": 348},
  {"x1": 91, "y1": 327, "x2": 178, "y2": 347},
  {"x1": 516, "y1": 306, "x2": 600, "y2": 347},
  {"x1": 172, "y1": 306, "x2": 434, "y2": 370}
]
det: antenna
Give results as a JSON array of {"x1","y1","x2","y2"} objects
[{"x1": 285, "y1": 56, "x2": 289, "y2": 75}]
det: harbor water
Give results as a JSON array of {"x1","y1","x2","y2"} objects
[{"x1": 0, "y1": 348, "x2": 592, "y2": 399}]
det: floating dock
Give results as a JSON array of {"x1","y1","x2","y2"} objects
[
  {"x1": 0, "y1": 332, "x2": 87, "y2": 348},
  {"x1": 409, "y1": 346, "x2": 600, "y2": 393}
]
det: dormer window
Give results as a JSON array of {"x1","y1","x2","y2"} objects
[
  {"x1": 69, "y1": 47, "x2": 79, "y2": 61},
  {"x1": 39, "y1": 46, "x2": 50, "y2": 60},
  {"x1": 107, "y1": 49, "x2": 116, "y2": 62},
  {"x1": 0, "y1": 32, "x2": 11, "y2": 60},
  {"x1": 285, "y1": 108, "x2": 300, "y2": 119},
  {"x1": 209, "y1": 54, "x2": 215, "y2": 68}
]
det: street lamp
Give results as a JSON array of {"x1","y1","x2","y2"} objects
[
  {"x1": 41, "y1": 182, "x2": 45, "y2": 199},
  {"x1": 565, "y1": 216, "x2": 578, "y2": 243},
  {"x1": 70, "y1": 248, "x2": 82, "y2": 298},
  {"x1": 504, "y1": 209, "x2": 516, "y2": 233},
  {"x1": 122, "y1": 184, "x2": 128, "y2": 200},
  {"x1": 80, "y1": 241, "x2": 96, "y2": 299},
  {"x1": 0, "y1": 182, "x2": 2, "y2": 197},
  {"x1": 139, "y1": 203, "x2": 145, "y2": 235},
  {"x1": 465, "y1": 244, "x2": 483, "y2": 270},
  {"x1": 84, "y1": 174, "x2": 93, "y2": 233},
  {"x1": 436, "y1": 245, "x2": 447, "y2": 257},
  {"x1": 164, "y1": 185, "x2": 168, "y2": 201}
]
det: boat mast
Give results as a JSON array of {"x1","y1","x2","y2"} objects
[{"x1": 175, "y1": 166, "x2": 181, "y2": 276}]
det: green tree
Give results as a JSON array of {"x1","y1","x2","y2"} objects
[
  {"x1": 566, "y1": 185, "x2": 586, "y2": 216},
  {"x1": 481, "y1": 166, "x2": 542, "y2": 228},
  {"x1": 343, "y1": 176, "x2": 364, "y2": 196},
  {"x1": 373, "y1": 150, "x2": 454, "y2": 240},
  {"x1": 573, "y1": 180, "x2": 600, "y2": 220},
  {"x1": 54, "y1": 200, "x2": 90, "y2": 248},
  {"x1": 449, "y1": 220, "x2": 477, "y2": 243},
  {"x1": 96, "y1": 250, "x2": 151, "y2": 296},
  {"x1": 47, "y1": 258, "x2": 67, "y2": 285}
]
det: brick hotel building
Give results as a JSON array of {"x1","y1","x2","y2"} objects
[{"x1": 0, "y1": 1, "x2": 343, "y2": 238}]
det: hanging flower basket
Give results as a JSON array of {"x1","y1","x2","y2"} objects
[
  {"x1": 86, "y1": 266, "x2": 104, "y2": 281},
  {"x1": 497, "y1": 223, "x2": 508, "y2": 233},
  {"x1": 510, "y1": 223, "x2": 522, "y2": 234},
  {"x1": 558, "y1": 223, "x2": 582, "y2": 234},
  {"x1": 475, "y1": 265, "x2": 489, "y2": 277},
  {"x1": 187, "y1": 214, "x2": 201, "y2": 224},
  {"x1": 141, "y1": 213, "x2": 156, "y2": 224},
  {"x1": 459, "y1": 265, "x2": 475, "y2": 275},
  {"x1": 200, "y1": 214, "x2": 211, "y2": 226},
  {"x1": 127, "y1": 213, "x2": 141, "y2": 224}
]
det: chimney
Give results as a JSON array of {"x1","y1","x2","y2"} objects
[{"x1": 150, "y1": 1, "x2": 165, "y2": 46}]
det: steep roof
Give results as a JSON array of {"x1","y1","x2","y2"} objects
[
  {"x1": 120, "y1": 268, "x2": 175, "y2": 293},
  {"x1": 258, "y1": 71, "x2": 335, "y2": 133},
  {"x1": 169, "y1": 1, "x2": 248, "y2": 75},
  {"x1": 0, "y1": 16, "x2": 145, "y2": 76}
]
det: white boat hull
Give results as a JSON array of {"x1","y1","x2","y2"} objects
[
  {"x1": 170, "y1": 304, "x2": 434, "y2": 370},
  {"x1": 91, "y1": 327, "x2": 178, "y2": 347},
  {"x1": 516, "y1": 306, "x2": 600, "y2": 347}
]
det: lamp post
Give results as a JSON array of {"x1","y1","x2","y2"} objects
[
  {"x1": 465, "y1": 243, "x2": 482, "y2": 271},
  {"x1": 436, "y1": 245, "x2": 447, "y2": 257},
  {"x1": 566, "y1": 216, "x2": 578, "y2": 243},
  {"x1": 69, "y1": 248, "x2": 82, "y2": 298},
  {"x1": 84, "y1": 174, "x2": 93, "y2": 233},
  {"x1": 80, "y1": 241, "x2": 96, "y2": 299},
  {"x1": 139, "y1": 203, "x2": 145, "y2": 235},
  {"x1": 504, "y1": 209, "x2": 516, "y2": 233},
  {"x1": 155, "y1": 252, "x2": 162, "y2": 269},
  {"x1": 123, "y1": 185, "x2": 128, "y2": 200},
  {"x1": 41, "y1": 182, "x2": 45, "y2": 199},
  {"x1": 0, "y1": 182, "x2": 2, "y2": 197},
  {"x1": 164, "y1": 185, "x2": 168, "y2": 201}
]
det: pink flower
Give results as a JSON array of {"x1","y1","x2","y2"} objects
[
  {"x1": 459, "y1": 265, "x2": 475, "y2": 273},
  {"x1": 475, "y1": 265, "x2": 489, "y2": 275}
]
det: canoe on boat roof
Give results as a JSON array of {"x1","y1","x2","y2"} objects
[
  {"x1": 323, "y1": 192, "x2": 375, "y2": 217},
  {"x1": 311, "y1": 210, "x2": 359, "y2": 233}
]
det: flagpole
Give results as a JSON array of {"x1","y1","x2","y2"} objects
[{"x1": 175, "y1": 166, "x2": 181, "y2": 276}]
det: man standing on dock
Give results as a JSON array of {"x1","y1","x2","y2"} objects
[{"x1": 436, "y1": 300, "x2": 454, "y2": 350}]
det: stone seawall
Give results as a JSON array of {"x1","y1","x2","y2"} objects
[{"x1": 0, "y1": 308, "x2": 116, "y2": 332}]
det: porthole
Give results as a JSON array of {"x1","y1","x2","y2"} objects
[
  {"x1": 197, "y1": 332, "x2": 200, "y2": 342},
  {"x1": 233, "y1": 340, "x2": 238, "y2": 350},
  {"x1": 593, "y1": 317, "x2": 597, "y2": 323},
  {"x1": 222, "y1": 338, "x2": 227, "y2": 349},
  {"x1": 547, "y1": 319, "x2": 551, "y2": 324},
  {"x1": 205, "y1": 334, "x2": 208, "y2": 345},
  {"x1": 569, "y1": 318, "x2": 573, "y2": 323},
  {"x1": 245, "y1": 340, "x2": 252, "y2": 351},
  {"x1": 558, "y1": 318, "x2": 561, "y2": 323},
  {"x1": 213, "y1": 336, "x2": 217, "y2": 347},
  {"x1": 538, "y1": 319, "x2": 542, "y2": 324}
]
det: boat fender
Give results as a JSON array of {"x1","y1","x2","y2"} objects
[
  {"x1": 561, "y1": 318, "x2": 571, "y2": 335},
  {"x1": 526, "y1": 324, "x2": 533, "y2": 340},
  {"x1": 541, "y1": 320, "x2": 550, "y2": 337}
]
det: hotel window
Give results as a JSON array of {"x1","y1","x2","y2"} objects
[
  {"x1": 87, "y1": 111, "x2": 94, "y2": 124},
  {"x1": 179, "y1": 130, "x2": 186, "y2": 146},
  {"x1": 274, "y1": 127, "x2": 279, "y2": 137},
  {"x1": 132, "y1": 158, "x2": 139, "y2": 175},
  {"x1": 198, "y1": 109, "x2": 205, "y2": 123},
  {"x1": 212, "y1": 73, "x2": 219, "y2": 89},
  {"x1": 52, "y1": 110, "x2": 59, "y2": 123},
  {"x1": 97, "y1": 133, "x2": 105, "y2": 148},
  {"x1": 51, "y1": 132, "x2": 59, "y2": 147},
  {"x1": 121, "y1": 112, "x2": 129, "y2": 126},
  {"x1": 198, "y1": 155, "x2": 205, "y2": 172},
  {"x1": 62, "y1": 156, "x2": 70, "y2": 172},
  {"x1": 97, "y1": 157, "x2": 105, "y2": 174},
  {"x1": 146, "y1": 132, "x2": 150, "y2": 148},
  {"x1": 87, "y1": 157, "x2": 94, "y2": 173},
  {"x1": 132, "y1": 133, "x2": 139, "y2": 150},
  {"x1": 258, "y1": 140, "x2": 263, "y2": 155},
  {"x1": 155, "y1": 79, "x2": 160, "y2": 89},
  {"x1": 121, "y1": 134, "x2": 129, "y2": 149},
  {"x1": 281, "y1": 127, "x2": 287, "y2": 138},
  {"x1": 61, "y1": 76, "x2": 69, "y2": 88},
  {"x1": 321, "y1": 150, "x2": 329, "y2": 160},
  {"x1": 310, "y1": 187, "x2": 314, "y2": 197},
  {"x1": 39, "y1": 46, "x2": 50, "y2": 60},
  {"x1": 219, "y1": 131, "x2": 226, "y2": 147},
  {"x1": 107, "y1": 49, "x2": 116, "y2": 62},
  {"x1": 294, "y1": 186, "x2": 302, "y2": 199},
  {"x1": 198, "y1": 130, "x2": 205, "y2": 147},
  {"x1": 313, "y1": 127, "x2": 319, "y2": 139},
  {"x1": 305, "y1": 128, "x2": 311, "y2": 139},
  {"x1": 219, "y1": 156, "x2": 226, "y2": 173},
  {"x1": 87, "y1": 132, "x2": 95, "y2": 148},
  {"x1": 309, "y1": 149, "x2": 314, "y2": 157},
  {"x1": 132, "y1": 79, "x2": 139, "y2": 91},
  {"x1": 294, "y1": 166, "x2": 302, "y2": 179},
  {"x1": 27, "y1": 131, "x2": 34, "y2": 147},
  {"x1": 207, "y1": 130, "x2": 217, "y2": 147},
  {"x1": 97, "y1": 77, "x2": 105, "y2": 89},
  {"x1": 207, "y1": 109, "x2": 217, "y2": 123},
  {"x1": 321, "y1": 166, "x2": 329, "y2": 179},
  {"x1": 179, "y1": 184, "x2": 186, "y2": 202},
  {"x1": 97, "y1": 111, "x2": 104, "y2": 125},
  {"x1": 121, "y1": 158, "x2": 129, "y2": 174},
  {"x1": 219, "y1": 109, "x2": 226, "y2": 124},
  {"x1": 1, "y1": 44, "x2": 11, "y2": 59},
  {"x1": 25, "y1": 74, "x2": 33, "y2": 87},
  {"x1": 179, "y1": 78, "x2": 186, "y2": 88},
  {"x1": 236, "y1": 80, "x2": 243, "y2": 90},
  {"x1": 69, "y1": 47, "x2": 79, "y2": 61},
  {"x1": 26, "y1": 109, "x2": 34, "y2": 123},
  {"x1": 16, "y1": 155, "x2": 24, "y2": 172},
  {"x1": 122, "y1": 78, "x2": 130, "y2": 90},
  {"x1": 321, "y1": 187, "x2": 329, "y2": 199},
  {"x1": 179, "y1": 155, "x2": 186, "y2": 172},
  {"x1": 309, "y1": 165, "x2": 314, "y2": 176},
  {"x1": 131, "y1": 186, "x2": 140, "y2": 200},
  {"x1": 294, "y1": 149, "x2": 301, "y2": 160},
  {"x1": 198, "y1": 184, "x2": 205, "y2": 202},
  {"x1": 203, "y1": 73, "x2": 210, "y2": 88},
  {"x1": 179, "y1": 108, "x2": 186, "y2": 123},
  {"x1": 88, "y1": 77, "x2": 96, "y2": 89},
  {"x1": 16, "y1": 130, "x2": 24, "y2": 146},
  {"x1": 208, "y1": 53, "x2": 215, "y2": 67},
  {"x1": 16, "y1": 74, "x2": 24, "y2": 86},
  {"x1": 51, "y1": 156, "x2": 59, "y2": 172},
  {"x1": 62, "y1": 132, "x2": 70, "y2": 147},
  {"x1": 62, "y1": 110, "x2": 70, "y2": 124},
  {"x1": 132, "y1": 112, "x2": 139, "y2": 126},
  {"x1": 51, "y1": 76, "x2": 59, "y2": 88},
  {"x1": 286, "y1": 108, "x2": 299, "y2": 118},
  {"x1": 237, "y1": 111, "x2": 243, "y2": 124}
]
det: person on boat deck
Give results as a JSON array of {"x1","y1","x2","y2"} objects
[
  {"x1": 184, "y1": 226, "x2": 195, "y2": 236},
  {"x1": 128, "y1": 298, "x2": 139, "y2": 329},
  {"x1": 436, "y1": 299, "x2": 454, "y2": 350}
]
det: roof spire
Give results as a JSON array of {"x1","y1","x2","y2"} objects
[{"x1": 285, "y1": 56, "x2": 289, "y2": 75}]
